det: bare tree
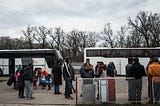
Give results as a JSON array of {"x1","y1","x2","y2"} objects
[
  {"x1": 22, "y1": 26, "x2": 34, "y2": 49},
  {"x1": 148, "y1": 13, "x2": 160, "y2": 47},
  {"x1": 65, "y1": 30, "x2": 81, "y2": 59},
  {"x1": 101, "y1": 23, "x2": 117, "y2": 48},
  {"x1": 12, "y1": 37, "x2": 27, "y2": 49},
  {"x1": 48, "y1": 27, "x2": 65, "y2": 52},
  {"x1": 33, "y1": 26, "x2": 49, "y2": 48},
  {"x1": 116, "y1": 25, "x2": 128, "y2": 48},
  {"x1": 128, "y1": 11, "x2": 160, "y2": 47},
  {"x1": 0, "y1": 36, "x2": 13, "y2": 49}
]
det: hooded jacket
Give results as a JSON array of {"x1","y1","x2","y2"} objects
[{"x1": 148, "y1": 62, "x2": 160, "y2": 82}]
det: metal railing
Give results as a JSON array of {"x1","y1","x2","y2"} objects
[{"x1": 75, "y1": 77, "x2": 150, "y2": 104}]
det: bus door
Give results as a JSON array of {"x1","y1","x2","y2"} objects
[{"x1": 9, "y1": 58, "x2": 15, "y2": 75}]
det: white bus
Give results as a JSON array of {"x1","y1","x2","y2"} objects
[
  {"x1": 84, "y1": 47, "x2": 160, "y2": 75},
  {"x1": 0, "y1": 49, "x2": 63, "y2": 76}
]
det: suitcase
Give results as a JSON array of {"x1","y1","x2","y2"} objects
[{"x1": 7, "y1": 77, "x2": 13, "y2": 86}]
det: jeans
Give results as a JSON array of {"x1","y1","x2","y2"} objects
[
  {"x1": 65, "y1": 77, "x2": 72, "y2": 97},
  {"x1": 153, "y1": 82, "x2": 160, "y2": 101},
  {"x1": 24, "y1": 80, "x2": 33, "y2": 99},
  {"x1": 54, "y1": 84, "x2": 60, "y2": 93}
]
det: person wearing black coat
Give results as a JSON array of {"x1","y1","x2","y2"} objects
[
  {"x1": 63, "y1": 58, "x2": 75, "y2": 99},
  {"x1": 23, "y1": 63, "x2": 35, "y2": 100},
  {"x1": 18, "y1": 70, "x2": 25, "y2": 98},
  {"x1": 52, "y1": 60, "x2": 62, "y2": 94},
  {"x1": 128, "y1": 57, "x2": 146, "y2": 103}
]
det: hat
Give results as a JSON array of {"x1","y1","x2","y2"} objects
[{"x1": 153, "y1": 57, "x2": 158, "y2": 62}]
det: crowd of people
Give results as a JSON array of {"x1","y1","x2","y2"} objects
[
  {"x1": 7, "y1": 57, "x2": 76, "y2": 100},
  {"x1": 125, "y1": 56, "x2": 160, "y2": 104},
  {"x1": 80, "y1": 57, "x2": 160, "y2": 104},
  {"x1": 6, "y1": 56, "x2": 160, "y2": 104}
]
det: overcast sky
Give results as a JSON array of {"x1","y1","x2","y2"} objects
[{"x1": 0, "y1": 0, "x2": 159, "y2": 38}]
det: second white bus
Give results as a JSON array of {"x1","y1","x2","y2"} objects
[{"x1": 84, "y1": 47, "x2": 160, "y2": 75}]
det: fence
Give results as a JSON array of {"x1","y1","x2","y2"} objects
[{"x1": 75, "y1": 77, "x2": 150, "y2": 104}]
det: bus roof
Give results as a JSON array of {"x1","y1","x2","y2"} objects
[
  {"x1": 0, "y1": 49, "x2": 63, "y2": 59},
  {"x1": 85, "y1": 47, "x2": 160, "y2": 50}
]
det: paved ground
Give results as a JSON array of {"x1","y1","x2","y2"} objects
[
  {"x1": 0, "y1": 76, "x2": 159, "y2": 106},
  {"x1": 0, "y1": 77, "x2": 76, "y2": 106}
]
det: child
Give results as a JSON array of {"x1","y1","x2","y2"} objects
[
  {"x1": 18, "y1": 70, "x2": 25, "y2": 98},
  {"x1": 40, "y1": 73, "x2": 46, "y2": 89},
  {"x1": 46, "y1": 74, "x2": 52, "y2": 90},
  {"x1": 14, "y1": 70, "x2": 20, "y2": 90}
]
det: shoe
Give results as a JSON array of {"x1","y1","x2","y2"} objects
[
  {"x1": 27, "y1": 98, "x2": 31, "y2": 100},
  {"x1": 20, "y1": 96, "x2": 25, "y2": 98},
  {"x1": 55, "y1": 92, "x2": 62, "y2": 94},
  {"x1": 65, "y1": 96, "x2": 73, "y2": 100},
  {"x1": 31, "y1": 97, "x2": 35, "y2": 99},
  {"x1": 68, "y1": 96, "x2": 73, "y2": 100},
  {"x1": 65, "y1": 96, "x2": 73, "y2": 99},
  {"x1": 65, "y1": 96, "x2": 69, "y2": 98}
]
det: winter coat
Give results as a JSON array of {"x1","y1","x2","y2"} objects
[
  {"x1": 80, "y1": 63, "x2": 94, "y2": 78},
  {"x1": 129, "y1": 63, "x2": 146, "y2": 79},
  {"x1": 52, "y1": 64, "x2": 62, "y2": 85},
  {"x1": 18, "y1": 74, "x2": 24, "y2": 87},
  {"x1": 63, "y1": 63, "x2": 75, "y2": 80},
  {"x1": 23, "y1": 66, "x2": 34, "y2": 82},
  {"x1": 126, "y1": 64, "x2": 132, "y2": 77},
  {"x1": 148, "y1": 62, "x2": 160, "y2": 82},
  {"x1": 107, "y1": 63, "x2": 115, "y2": 77}
]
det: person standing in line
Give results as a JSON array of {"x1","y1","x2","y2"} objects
[
  {"x1": 95, "y1": 61, "x2": 100, "y2": 75},
  {"x1": 106, "y1": 62, "x2": 116, "y2": 77},
  {"x1": 18, "y1": 70, "x2": 25, "y2": 98},
  {"x1": 63, "y1": 58, "x2": 75, "y2": 99},
  {"x1": 80, "y1": 58, "x2": 94, "y2": 84},
  {"x1": 148, "y1": 57, "x2": 160, "y2": 103},
  {"x1": 23, "y1": 63, "x2": 35, "y2": 100},
  {"x1": 94, "y1": 61, "x2": 106, "y2": 99},
  {"x1": 69, "y1": 63, "x2": 75, "y2": 94},
  {"x1": 128, "y1": 57, "x2": 146, "y2": 104},
  {"x1": 146, "y1": 55, "x2": 154, "y2": 103},
  {"x1": 125, "y1": 57, "x2": 133, "y2": 101},
  {"x1": 14, "y1": 69, "x2": 20, "y2": 90},
  {"x1": 52, "y1": 60, "x2": 62, "y2": 94}
]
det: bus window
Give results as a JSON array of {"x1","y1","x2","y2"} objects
[
  {"x1": 103, "y1": 49, "x2": 115, "y2": 57},
  {"x1": 116, "y1": 49, "x2": 130, "y2": 57},
  {"x1": 131, "y1": 49, "x2": 144, "y2": 57},
  {"x1": 86, "y1": 50, "x2": 103, "y2": 57},
  {"x1": 149, "y1": 49, "x2": 160, "y2": 57},
  {"x1": 86, "y1": 50, "x2": 94, "y2": 57}
]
